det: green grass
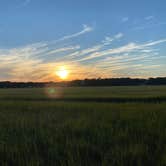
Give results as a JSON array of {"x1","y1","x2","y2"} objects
[
  {"x1": 0, "y1": 86, "x2": 166, "y2": 99},
  {"x1": 0, "y1": 86, "x2": 166, "y2": 165}
]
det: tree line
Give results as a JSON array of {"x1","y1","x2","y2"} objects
[{"x1": 0, "y1": 77, "x2": 166, "y2": 88}]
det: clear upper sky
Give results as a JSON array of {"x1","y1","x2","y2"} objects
[{"x1": 0, "y1": 0, "x2": 166, "y2": 81}]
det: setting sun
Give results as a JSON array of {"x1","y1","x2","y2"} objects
[{"x1": 56, "y1": 66, "x2": 69, "y2": 80}]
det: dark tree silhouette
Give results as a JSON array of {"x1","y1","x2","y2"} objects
[{"x1": 0, "y1": 77, "x2": 166, "y2": 88}]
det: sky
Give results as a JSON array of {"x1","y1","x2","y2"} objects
[{"x1": 0, "y1": 0, "x2": 166, "y2": 81}]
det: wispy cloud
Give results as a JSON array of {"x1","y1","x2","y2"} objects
[
  {"x1": 115, "y1": 33, "x2": 124, "y2": 39},
  {"x1": 102, "y1": 33, "x2": 124, "y2": 45},
  {"x1": 76, "y1": 38, "x2": 166, "y2": 62},
  {"x1": 0, "y1": 25, "x2": 94, "y2": 81},
  {"x1": 102, "y1": 37, "x2": 114, "y2": 45},
  {"x1": 58, "y1": 24, "x2": 93, "y2": 42},
  {"x1": 0, "y1": 24, "x2": 165, "y2": 81}
]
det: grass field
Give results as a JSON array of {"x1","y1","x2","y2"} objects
[{"x1": 0, "y1": 86, "x2": 166, "y2": 165}]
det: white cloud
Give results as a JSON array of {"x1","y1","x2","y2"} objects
[
  {"x1": 45, "y1": 45, "x2": 80, "y2": 56},
  {"x1": 115, "y1": 33, "x2": 124, "y2": 39},
  {"x1": 143, "y1": 39, "x2": 166, "y2": 47},
  {"x1": 0, "y1": 23, "x2": 165, "y2": 81},
  {"x1": 59, "y1": 24, "x2": 93, "y2": 41},
  {"x1": 77, "y1": 38, "x2": 166, "y2": 62},
  {"x1": 77, "y1": 43, "x2": 137, "y2": 61},
  {"x1": 102, "y1": 36, "x2": 114, "y2": 45},
  {"x1": 67, "y1": 45, "x2": 102, "y2": 59},
  {"x1": 102, "y1": 33, "x2": 124, "y2": 45}
]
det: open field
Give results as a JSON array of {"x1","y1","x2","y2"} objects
[
  {"x1": 0, "y1": 86, "x2": 166, "y2": 101},
  {"x1": 0, "y1": 86, "x2": 166, "y2": 165}
]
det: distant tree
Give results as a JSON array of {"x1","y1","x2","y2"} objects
[{"x1": 0, "y1": 77, "x2": 166, "y2": 88}]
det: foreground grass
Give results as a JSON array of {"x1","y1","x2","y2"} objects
[{"x1": 0, "y1": 100, "x2": 166, "y2": 165}]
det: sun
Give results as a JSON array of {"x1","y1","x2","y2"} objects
[{"x1": 56, "y1": 66, "x2": 69, "y2": 80}]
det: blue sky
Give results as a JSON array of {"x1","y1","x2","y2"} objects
[{"x1": 0, "y1": 0, "x2": 166, "y2": 81}]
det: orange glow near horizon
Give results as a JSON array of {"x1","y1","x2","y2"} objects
[{"x1": 56, "y1": 66, "x2": 69, "y2": 80}]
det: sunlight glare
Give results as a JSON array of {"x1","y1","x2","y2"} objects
[{"x1": 56, "y1": 66, "x2": 69, "y2": 80}]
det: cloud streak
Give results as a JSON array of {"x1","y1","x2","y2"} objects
[
  {"x1": 57, "y1": 24, "x2": 93, "y2": 42},
  {"x1": 0, "y1": 24, "x2": 165, "y2": 81},
  {"x1": 77, "y1": 38, "x2": 166, "y2": 62}
]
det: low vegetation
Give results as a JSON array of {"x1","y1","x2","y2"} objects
[{"x1": 0, "y1": 86, "x2": 166, "y2": 165}]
